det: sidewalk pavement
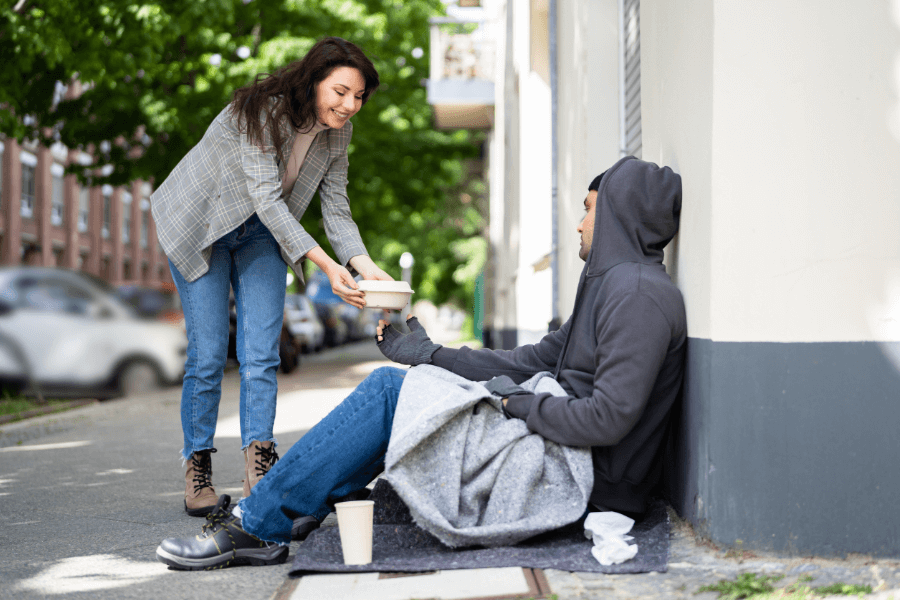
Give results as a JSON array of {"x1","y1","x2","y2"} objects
[{"x1": 1, "y1": 339, "x2": 899, "y2": 600}]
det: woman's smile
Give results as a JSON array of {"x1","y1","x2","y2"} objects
[{"x1": 316, "y1": 66, "x2": 365, "y2": 128}]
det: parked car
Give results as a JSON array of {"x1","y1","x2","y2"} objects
[
  {"x1": 115, "y1": 282, "x2": 184, "y2": 329},
  {"x1": 312, "y1": 302, "x2": 348, "y2": 347},
  {"x1": 305, "y1": 270, "x2": 349, "y2": 347},
  {"x1": 284, "y1": 294, "x2": 325, "y2": 353},
  {"x1": 227, "y1": 300, "x2": 300, "y2": 374},
  {"x1": 360, "y1": 306, "x2": 383, "y2": 338},
  {"x1": 337, "y1": 302, "x2": 370, "y2": 341},
  {"x1": 0, "y1": 267, "x2": 187, "y2": 398}
]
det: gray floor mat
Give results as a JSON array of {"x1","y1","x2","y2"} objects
[{"x1": 289, "y1": 480, "x2": 669, "y2": 576}]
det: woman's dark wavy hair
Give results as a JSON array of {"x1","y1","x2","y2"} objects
[{"x1": 230, "y1": 36, "x2": 379, "y2": 165}]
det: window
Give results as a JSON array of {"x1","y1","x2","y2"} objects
[
  {"x1": 14, "y1": 274, "x2": 96, "y2": 316},
  {"x1": 20, "y1": 151, "x2": 37, "y2": 219},
  {"x1": 140, "y1": 196, "x2": 150, "y2": 249},
  {"x1": 78, "y1": 186, "x2": 90, "y2": 232},
  {"x1": 619, "y1": 0, "x2": 641, "y2": 158},
  {"x1": 102, "y1": 184, "x2": 112, "y2": 238},
  {"x1": 51, "y1": 163, "x2": 65, "y2": 226},
  {"x1": 122, "y1": 190, "x2": 132, "y2": 244}
]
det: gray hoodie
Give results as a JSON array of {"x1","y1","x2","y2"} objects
[{"x1": 430, "y1": 156, "x2": 686, "y2": 514}]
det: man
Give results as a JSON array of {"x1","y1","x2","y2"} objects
[{"x1": 156, "y1": 156, "x2": 686, "y2": 570}]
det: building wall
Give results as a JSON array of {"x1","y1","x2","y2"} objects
[
  {"x1": 556, "y1": 0, "x2": 622, "y2": 319},
  {"x1": 643, "y1": 0, "x2": 900, "y2": 556},
  {"x1": 513, "y1": 0, "x2": 553, "y2": 345},
  {"x1": 0, "y1": 137, "x2": 170, "y2": 287},
  {"x1": 486, "y1": 0, "x2": 520, "y2": 349},
  {"x1": 489, "y1": 0, "x2": 623, "y2": 346}
]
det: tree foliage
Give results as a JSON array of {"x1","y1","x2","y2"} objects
[{"x1": 0, "y1": 0, "x2": 486, "y2": 309}]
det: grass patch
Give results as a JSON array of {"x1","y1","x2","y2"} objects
[
  {"x1": 698, "y1": 573, "x2": 873, "y2": 599},
  {"x1": 0, "y1": 389, "x2": 87, "y2": 424},
  {"x1": 808, "y1": 583, "x2": 872, "y2": 596},
  {"x1": 699, "y1": 573, "x2": 784, "y2": 598}
]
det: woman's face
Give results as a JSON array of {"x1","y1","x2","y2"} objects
[{"x1": 315, "y1": 66, "x2": 366, "y2": 128}]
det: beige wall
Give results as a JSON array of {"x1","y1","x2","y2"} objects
[
  {"x1": 643, "y1": 0, "x2": 900, "y2": 343},
  {"x1": 488, "y1": 0, "x2": 517, "y2": 337},
  {"x1": 642, "y1": 0, "x2": 715, "y2": 338},
  {"x1": 514, "y1": 0, "x2": 554, "y2": 342},
  {"x1": 556, "y1": 0, "x2": 621, "y2": 319}
]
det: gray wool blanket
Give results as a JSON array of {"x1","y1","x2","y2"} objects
[{"x1": 382, "y1": 365, "x2": 594, "y2": 549}]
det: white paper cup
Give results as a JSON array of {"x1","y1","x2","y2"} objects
[{"x1": 335, "y1": 500, "x2": 375, "y2": 565}]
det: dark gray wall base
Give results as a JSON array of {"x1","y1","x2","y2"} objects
[{"x1": 665, "y1": 338, "x2": 900, "y2": 558}]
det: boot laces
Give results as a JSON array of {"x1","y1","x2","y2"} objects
[
  {"x1": 191, "y1": 448, "x2": 216, "y2": 494},
  {"x1": 199, "y1": 497, "x2": 271, "y2": 569},
  {"x1": 252, "y1": 445, "x2": 279, "y2": 477},
  {"x1": 200, "y1": 501, "x2": 233, "y2": 537}
]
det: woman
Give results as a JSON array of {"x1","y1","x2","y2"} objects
[{"x1": 151, "y1": 37, "x2": 392, "y2": 517}]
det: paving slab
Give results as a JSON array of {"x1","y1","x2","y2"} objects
[{"x1": 286, "y1": 568, "x2": 533, "y2": 600}]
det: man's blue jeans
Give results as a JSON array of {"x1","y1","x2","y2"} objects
[
  {"x1": 239, "y1": 366, "x2": 406, "y2": 545},
  {"x1": 169, "y1": 213, "x2": 287, "y2": 460}
]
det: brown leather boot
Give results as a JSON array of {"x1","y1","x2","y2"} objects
[
  {"x1": 242, "y1": 441, "x2": 279, "y2": 498},
  {"x1": 184, "y1": 448, "x2": 218, "y2": 517}
]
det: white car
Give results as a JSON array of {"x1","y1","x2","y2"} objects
[
  {"x1": 0, "y1": 267, "x2": 187, "y2": 398},
  {"x1": 284, "y1": 294, "x2": 325, "y2": 353}
]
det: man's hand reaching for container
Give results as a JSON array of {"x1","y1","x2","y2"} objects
[{"x1": 376, "y1": 314, "x2": 442, "y2": 366}]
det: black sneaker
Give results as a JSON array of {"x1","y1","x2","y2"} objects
[{"x1": 156, "y1": 495, "x2": 288, "y2": 570}]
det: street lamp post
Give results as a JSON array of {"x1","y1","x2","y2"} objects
[{"x1": 399, "y1": 252, "x2": 414, "y2": 320}]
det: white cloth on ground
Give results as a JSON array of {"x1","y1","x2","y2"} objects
[{"x1": 584, "y1": 511, "x2": 638, "y2": 565}]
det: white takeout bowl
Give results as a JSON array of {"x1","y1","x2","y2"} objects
[{"x1": 357, "y1": 280, "x2": 414, "y2": 310}]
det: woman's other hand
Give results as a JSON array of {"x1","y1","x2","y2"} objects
[
  {"x1": 349, "y1": 255, "x2": 393, "y2": 281},
  {"x1": 326, "y1": 264, "x2": 365, "y2": 309}
]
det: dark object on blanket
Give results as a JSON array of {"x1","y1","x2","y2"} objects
[
  {"x1": 289, "y1": 480, "x2": 669, "y2": 576},
  {"x1": 289, "y1": 487, "x2": 373, "y2": 541}
]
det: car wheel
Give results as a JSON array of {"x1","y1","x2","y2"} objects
[
  {"x1": 279, "y1": 334, "x2": 299, "y2": 374},
  {"x1": 118, "y1": 360, "x2": 161, "y2": 397}
]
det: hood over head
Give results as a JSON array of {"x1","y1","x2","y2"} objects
[{"x1": 587, "y1": 156, "x2": 682, "y2": 276}]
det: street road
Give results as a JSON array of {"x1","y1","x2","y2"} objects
[{"x1": 0, "y1": 340, "x2": 393, "y2": 600}]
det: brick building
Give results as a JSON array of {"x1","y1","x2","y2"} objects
[{"x1": 0, "y1": 135, "x2": 171, "y2": 287}]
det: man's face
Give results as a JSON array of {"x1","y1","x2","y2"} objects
[{"x1": 577, "y1": 191, "x2": 597, "y2": 261}]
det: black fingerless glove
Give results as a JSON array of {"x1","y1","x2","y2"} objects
[
  {"x1": 376, "y1": 317, "x2": 442, "y2": 366},
  {"x1": 483, "y1": 375, "x2": 528, "y2": 398}
]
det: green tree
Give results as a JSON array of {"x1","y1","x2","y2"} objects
[{"x1": 0, "y1": 0, "x2": 486, "y2": 310}]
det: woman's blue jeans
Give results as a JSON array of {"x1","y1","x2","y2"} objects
[
  {"x1": 239, "y1": 366, "x2": 406, "y2": 545},
  {"x1": 169, "y1": 213, "x2": 287, "y2": 460}
]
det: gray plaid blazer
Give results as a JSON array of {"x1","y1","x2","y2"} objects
[{"x1": 151, "y1": 104, "x2": 368, "y2": 283}]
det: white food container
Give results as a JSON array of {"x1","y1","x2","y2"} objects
[{"x1": 357, "y1": 280, "x2": 414, "y2": 310}]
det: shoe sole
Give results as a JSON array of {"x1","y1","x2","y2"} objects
[
  {"x1": 184, "y1": 499, "x2": 217, "y2": 517},
  {"x1": 156, "y1": 544, "x2": 289, "y2": 570}
]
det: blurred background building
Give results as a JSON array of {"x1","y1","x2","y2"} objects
[
  {"x1": 430, "y1": 0, "x2": 900, "y2": 559},
  {"x1": 0, "y1": 82, "x2": 170, "y2": 288}
]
